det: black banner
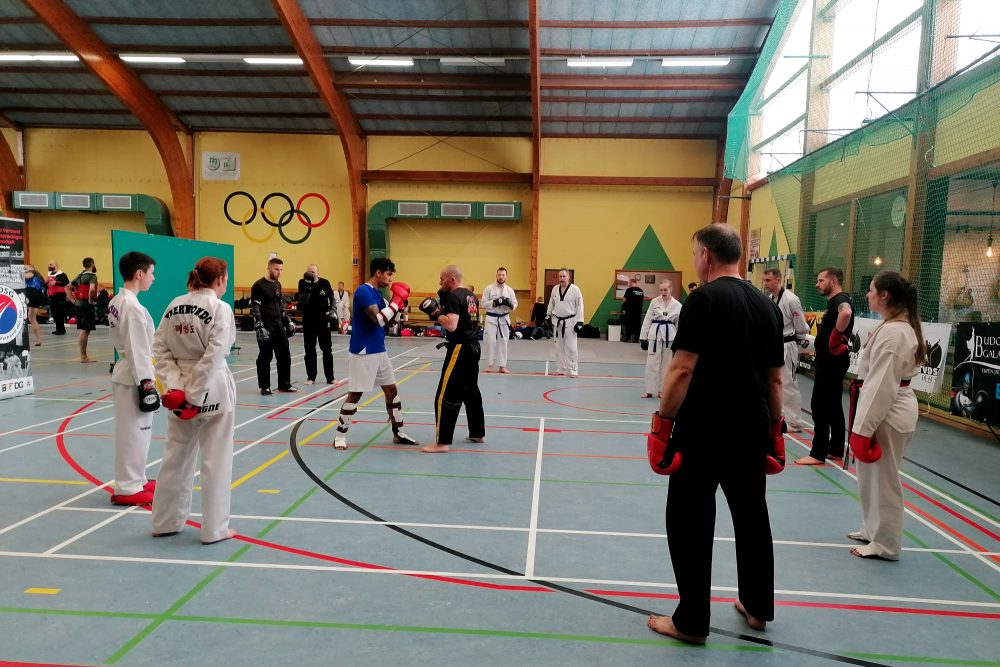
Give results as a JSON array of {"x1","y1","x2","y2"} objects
[{"x1": 951, "y1": 322, "x2": 1000, "y2": 425}]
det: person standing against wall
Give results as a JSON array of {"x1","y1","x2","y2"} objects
[
  {"x1": 622, "y1": 277, "x2": 646, "y2": 343},
  {"x1": 298, "y1": 264, "x2": 335, "y2": 385},
  {"x1": 252, "y1": 258, "x2": 295, "y2": 395},
  {"x1": 70, "y1": 257, "x2": 99, "y2": 363},
  {"x1": 481, "y1": 267, "x2": 518, "y2": 373},
  {"x1": 639, "y1": 279, "x2": 681, "y2": 398},
  {"x1": 797, "y1": 267, "x2": 854, "y2": 465},
  {"x1": 762, "y1": 268, "x2": 810, "y2": 431},
  {"x1": 46, "y1": 260, "x2": 70, "y2": 336},
  {"x1": 546, "y1": 269, "x2": 585, "y2": 378}
]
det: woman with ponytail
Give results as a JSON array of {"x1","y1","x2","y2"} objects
[
  {"x1": 847, "y1": 270, "x2": 924, "y2": 560},
  {"x1": 151, "y1": 257, "x2": 238, "y2": 544}
]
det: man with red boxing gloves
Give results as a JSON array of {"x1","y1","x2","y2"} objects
[
  {"x1": 331, "y1": 257, "x2": 419, "y2": 451},
  {"x1": 796, "y1": 267, "x2": 855, "y2": 465},
  {"x1": 645, "y1": 224, "x2": 785, "y2": 645}
]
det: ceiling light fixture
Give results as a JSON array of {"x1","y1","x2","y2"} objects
[
  {"x1": 120, "y1": 55, "x2": 186, "y2": 64},
  {"x1": 661, "y1": 57, "x2": 731, "y2": 67},
  {"x1": 348, "y1": 56, "x2": 415, "y2": 67},
  {"x1": 33, "y1": 53, "x2": 80, "y2": 62},
  {"x1": 243, "y1": 56, "x2": 303, "y2": 65},
  {"x1": 0, "y1": 54, "x2": 36, "y2": 61},
  {"x1": 566, "y1": 57, "x2": 634, "y2": 68},
  {"x1": 439, "y1": 57, "x2": 506, "y2": 66}
]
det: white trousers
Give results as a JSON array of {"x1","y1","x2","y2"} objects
[
  {"x1": 781, "y1": 341, "x2": 805, "y2": 429},
  {"x1": 113, "y1": 382, "x2": 153, "y2": 495},
  {"x1": 644, "y1": 344, "x2": 672, "y2": 396},
  {"x1": 554, "y1": 323, "x2": 579, "y2": 375},
  {"x1": 336, "y1": 302, "x2": 350, "y2": 322},
  {"x1": 151, "y1": 409, "x2": 235, "y2": 543},
  {"x1": 855, "y1": 422, "x2": 914, "y2": 560},
  {"x1": 483, "y1": 314, "x2": 511, "y2": 368}
]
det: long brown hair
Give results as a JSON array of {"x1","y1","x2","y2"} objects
[
  {"x1": 187, "y1": 257, "x2": 227, "y2": 291},
  {"x1": 872, "y1": 270, "x2": 926, "y2": 365}
]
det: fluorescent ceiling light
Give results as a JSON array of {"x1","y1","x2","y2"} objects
[
  {"x1": 566, "y1": 57, "x2": 634, "y2": 68},
  {"x1": 661, "y1": 57, "x2": 731, "y2": 67},
  {"x1": 439, "y1": 57, "x2": 506, "y2": 66},
  {"x1": 33, "y1": 53, "x2": 79, "y2": 61},
  {"x1": 243, "y1": 56, "x2": 303, "y2": 65},
  {"x1": 0, "y1": 54, "x2": 36, "y2": 61},
  {"x1": 120, "y1": 55, "x2": 186, "y2": 64},
  {"x1": 348, "y1": 56, "x2": 415, "y2": 67}
]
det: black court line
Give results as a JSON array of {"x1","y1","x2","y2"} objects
[{"x1": 288, "y1": 395, "x2": 890, "y2": 667}]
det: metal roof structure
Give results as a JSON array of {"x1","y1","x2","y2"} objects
[{"x1": 0, "y1": 0, "x2": 778, "y2": 138}]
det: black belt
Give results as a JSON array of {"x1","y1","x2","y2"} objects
[
  {"x1": 553, "y1": 313, "x2": 576, "y2": 337},
  {"x1": 487, "y1": 312, "x2": 509, "y2": 318},
  {"x1": 783, "y1": 335, "x2": 798, "y2": 343}
]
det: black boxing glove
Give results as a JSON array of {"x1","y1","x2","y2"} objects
[{"x1": 137, "y1": 379, "x2": 160, "y2": 413}]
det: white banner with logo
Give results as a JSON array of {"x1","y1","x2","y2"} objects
[
  {"x1": 201, "y1": 152, "x2": 240, "y2": 181},
  {"x1": 847, "y1": 317, "x2": 952, "y2": 394},
  {"x1": 0, "y1": 216, "x2": 33, "y2": 399}
]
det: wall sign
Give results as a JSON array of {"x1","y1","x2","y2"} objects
[{"x1": 202, "y1": 152, "x2": 241, "y2": 181}]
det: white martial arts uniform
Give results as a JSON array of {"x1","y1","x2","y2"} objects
[
  {"x1": 151, "y1": 288, "x2": 237, "y2": 543},
  {"x1": 639, "y1": 295, "x2": 681, "y2": 396},
  {"x1": 771, "y1": 288, "x2": 810, "y2": 430},
  {"x1": 482, "y1": 282, "x2": 518, "y2": 369},
  {"x1": 851, "y1": 321, "x2": 919, "y2": 560},
  {"x1": 108, "y1": 288, "x2": 157, "y2": 495},
  {"x1": 333, "y1": 288, "x2": 351, "y2": 324},
  {"x1": 547, "y1": 284, "x2": 585, "y2": 376}
]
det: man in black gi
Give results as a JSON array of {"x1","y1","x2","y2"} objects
[
  {"x1": 252, "y1": 257, "x2": 296, "y2": 395},
  {"x1": 622, "y1": 277, "x2": 646, "y2": 343},
  {"x1": 418, "y1": 264, "x2": 485, "y2": 453},
  {"x1": 297, "y1": 263, "x2": 336, "y2": 385},
  {"x1": 646, "y1": 223, "x2": 784, "y2": 643}
]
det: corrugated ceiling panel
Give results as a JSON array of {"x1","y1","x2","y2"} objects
[
  {"x1": 0, "y1": 93, "x2": 128, "y2": 110},
  {"x1": 7, "y1": 112, "x2": 141, "y2": 127},
  {"x1": 180, "y1": 115, "x2": 334, "y2": 132},
  {"x1": 301, "y1": 0, "x2": 522, "y2": 21},
  {"x1": 67, "y1": 0, "x2": 277, "y2": 19},
  {"x1": 0, "y1": 72, "x2": 108, "y2": 90},
  {"x1": 0, "y1": 24, "x2": 61, "y2": 43},
  {"x1": 139, "y1": 75, "x2": 315, "y2": 94},
  {"x1": 167, "y1": 97, "x2": 326, "y2": 114},
  {"x1": 89, "y1": 24, "x2": 292, "y2": 49}
]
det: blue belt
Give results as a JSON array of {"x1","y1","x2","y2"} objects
[{"x1": 651, "y1": 319, "x2": 671, "y2": 352}]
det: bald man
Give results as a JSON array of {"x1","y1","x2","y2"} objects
[{"x1": 297, "y1": 264, "x2": 335, "y2": 385}]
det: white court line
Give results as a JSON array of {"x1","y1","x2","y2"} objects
[
  {"x1": 0, "y1": 403, "x2": 113, "y2": 439},
  {"x1": 353, "y1": 408, "x2": 647, "y2": 425},
  {"x1": 0, "y1": 549, "x2": 997, "y2": 611},
  {"x1": 544, "y1": 361, "x2": 549, "y2": 376},
  {"x1": 53, "y1": 507, "x2": 1000, "y2": 557},
  {"x1": 44, "y1": 505, "x2": 141, "y2": 555},
  {"x1": 786, "y1": 432, "x2": 1000, "y2": 574},
  {"x1": 524, "y1": 417, "x2": 545, "y2": 578}
]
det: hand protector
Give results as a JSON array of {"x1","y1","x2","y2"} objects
[
  {"x1": 389, "y1": 282, "x2": 411, "y2": 310},
  {"x1": 849, "y1": 432, "x2": 882, "y2": 463},
  {"x1": 419, "y1": 297, "x2": 442, "y2": 320},
  {"x1": 161, "y1": 389, "x2": 200, "y2": 420},
  {"x1": 829, "y1": 328, "x2": 849, "y2": 356},
  {"x1": 640, "y1": 339, "x2": 649, "y2": 351},
  {"x1": 495, "y1": 296, "x2": 512, "y2": 308},
  {"x1": 137, "y1": 379, "x2": 160, "y2": 413},
  {"x1": 766, "y1": 418, "x2": 786, "y2": 474},
  {"x1": 573, "y1": 322, "x2": 585, "y2": 334},
  {"x1": 282, "y1": 315, "x2": 296, "y2": 338},
  {"x1": 255, "y1": 322, "x2": 270, "y2": 343},
  {"x1": 302, "y1": 272, "x2": 316, "y2": 283},
  {"x1": 647, "y1": 412, "x2": 681, "y2": 475},
  {"x1": 326, "y1": 310, "x2": 339, "y2": 328}
]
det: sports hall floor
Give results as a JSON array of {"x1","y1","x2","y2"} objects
[{"x1": 1, "y1": 326, "x2": 998, "y2": 667}]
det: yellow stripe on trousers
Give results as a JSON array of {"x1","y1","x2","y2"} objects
[{"x1": 435, "y1": 343, "x2": 462, "y2": 443}]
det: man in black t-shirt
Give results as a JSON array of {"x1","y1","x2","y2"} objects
[
  {"x1": 418, "y1": 264, "x2": 485, "y2": 453},
  {"x1": 622, "y1": 277, "x2": 646, "y2": 342},
  {"x1": 796, "y1": 266, "x2": 855, "y2": 465},
  {"x1": 646, "y1": 224, "x2": 784, "y2": 644},
  {"x1": 252, "y1": 258, "x2": 296, "y2": 395},
  {"x1": 297, "y1": 263, "x2": 336, "y2": 385}
]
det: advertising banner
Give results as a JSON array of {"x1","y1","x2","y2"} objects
[
  {"x1": 0, "y1": 216, "x2": 33, "y2": 398},
  {"x1": 951, "y1": 322, "x2": 1000, "y2": 424}
]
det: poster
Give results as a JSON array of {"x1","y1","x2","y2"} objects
[
  {"x1": 749, "y1": 227, "x2": 761, "y2": 260},
  {"x1": 614, "y1": 269, "x2": 683, "y2": 300},
  {"x1": 0, "y1": 216, "x2": 33, "y2": 398},
  {"x1": 950, "y1": 322, "x2": 1000, "y2": 424},
  {"x1": 201, "y1": 151, "x2": 240, "y2": 181}
]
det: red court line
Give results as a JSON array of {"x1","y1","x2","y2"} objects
[
  {"x1": 50, "y1": 398, "x2": 1000, "y2": 621},
  {"x1": 542, "y1": 387, "x2": 647, "y2": 416},
  {"x1": 36, "y1": 379, "x2": 92, "y2": 393},
  {"x1": 0, "y1": 661, "x2": 98, "y2": 666}
]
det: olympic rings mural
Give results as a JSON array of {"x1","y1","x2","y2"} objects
[{"x1": 223, "y1": 191, "x2": 330, "y2": 245}]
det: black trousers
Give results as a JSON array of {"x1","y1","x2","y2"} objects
[
  {"x1": 302, "y1": 318, "x2": 334, "y2": 382},
  {"x1": 433, "y1": 342, "x2": 485, "y2": 445},
  {"x1": 50, "y1": 293, "x2": 67, "y2": 334},
  {"x1": 810, "y1": 361, "x2": 849, "y2": 460},
  {"x1": 624, "y1": 310, "x2": 642, "y2": 342},
  {"x1": 256, "y1": 320, "x2": 291, "y2": 389},
  {"x1": 666, "y1": 449, "x2": 774, "y2": 637}
]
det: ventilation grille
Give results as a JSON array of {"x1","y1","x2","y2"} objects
[
  {"x1": 59, "y1": 193, "x2": 92, "y2": 209},
  {"x1": 441, "y1": 202, "x2": 471, "y2": 218},
  {"x1": 484, "y1": 203, "x2": 516, "y2": 218},
  {"x1": 15, "y1": 192, "x2": 49, "y2": 208},
  {"x1": 397, "y1": 202, "x2": 428, "y2": 216},
  {"x1": 101, "y1": 194, "x2": 133, "y2": 210}
]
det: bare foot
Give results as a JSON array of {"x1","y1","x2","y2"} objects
[
  {"x1": 640, "y1": 393, "x2": 653, "y2": 398},
  {"x1": 646, "y1": 615, "x2": 707, "y2": 645},
  {"x1": 202, "y1": 528, "x2": 238, "y2": 545},
  {"x1": 485, "y1": 366, "x2": 493, "y2": 373},
  {"x1": 794, "y1": 455, "x2": 825, "y2": 465},
  {"x1": 734, "y1": 601, "x2": 766, "y2": 630},
  {"x1": 419, "y1": 443, "x2": 450, "y2": 453},
  {"x1": 466, "y1": 436, "x2": 485, "y2": 443},
  {"x1": 499, "y1": 367, "x2": 510, "y2": 374},
  {"x1": 304, "y1": 379, "x2": 315, "y2": 385},
  {"x1": 80, "y1": 357, "x2": 97, "y2": 363}
]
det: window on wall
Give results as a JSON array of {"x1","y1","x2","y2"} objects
[
  {"x1": 947, "y1": 0, "x2": 1000, "y2": 77},
  {"x1": 830, "y1": 0, "x2": 925, "y2": 72},
  {"x1": 850, "y1": 189, "x2": 908, "y2": 316},
  {"x1": 757, "y1": 121, "x2": 805, "y2": 175},
  {"x1": 802, "y1": 203, "x2": 851, "y2": 311}
]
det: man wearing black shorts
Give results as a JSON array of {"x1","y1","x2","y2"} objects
[
  {"x1": 70, "y1": 257, "x2": 99, "y2": 363},
  {"x1": 419, "y1": 264, "x2": 485, "y2": 453}
]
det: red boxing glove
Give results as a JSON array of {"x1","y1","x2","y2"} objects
[
  {"x1": 849, "y1": 432, "x2": 882, "y2": 463},
  {"x1": 389, "y1": 281, "x2": 411, "y2": 310},
  {"x1": 161, "y1": 389, "x2": 200, "y2": 420},
  {"x1": 829, "y1": 328, "x2": 849, "y2": 356},
  {"x1": 647, "y1": 412, "x2": 681, "y2": 475},
  {"x1": 766, "y1": 418, "x2": 786, "y2": 475}
]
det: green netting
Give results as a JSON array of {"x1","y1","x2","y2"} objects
[{"x1": 727, "y1": 0, "x2": 1000, "y2": 418}]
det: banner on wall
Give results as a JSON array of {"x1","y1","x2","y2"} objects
[
  {"x1": 950, "y1": 322, "x2": 1000, "y2": 425},
  {"x1": 202, "y1": 152, "x2": 240, "y2": 181},
  {"x1": 0, "y1": 216, "x2": 33, "y2": 399}
]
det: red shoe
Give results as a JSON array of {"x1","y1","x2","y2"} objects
[
  {"x1": 143, "y1": 480, "x2": 156, "y2": 493},
  {"x1": 111, "y1": 490, "x2": 154, "y2": 506}
]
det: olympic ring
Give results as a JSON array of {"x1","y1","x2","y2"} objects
[{"x1": 223, "y1": 190, "x2": 330, "y2": 244}]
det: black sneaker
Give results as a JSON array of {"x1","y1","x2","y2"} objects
[
  {"x1": 261, "y1": 388, "x2": 273, "y2": 396},
  {"x1": 277, "y1": 385, "x2": 299, "y2": 393}
]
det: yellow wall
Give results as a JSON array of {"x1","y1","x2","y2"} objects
[
  {"x1": 935, "y1": 80, "x2": 1000, "y2": 166},
  {"x1": 542, "y1": 138, "x2": 716, "y2": 177},
  {"x1": 749, "y1": 182, "x2": 791, "y2": 256},
  {"x1": 368, "y1": 136, "x2": 531, "y2": 173},
  {"x1": 812, "y1": 136, "x2": 911, "y2": 205}
]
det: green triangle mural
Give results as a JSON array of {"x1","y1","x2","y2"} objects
[
  {"x1": 768, "y1": 228, "x2": 779, "y2": 257},
  {"x1": 589, "y1": 225, "x2": 684, "y2": 331}
]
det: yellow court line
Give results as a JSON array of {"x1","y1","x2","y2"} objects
[
  {"x1": 230, "y1": 450, "x2": 289, "y2": 490},
  {"x1": 25, "y1": 588, "x2": 61, "y2": 595},
  {"x1": 0, "y1": 477, "x2": 89, "y2": 486},
  {"x1": 257, "y1": 489, "x2": 281, "y2": 494}
]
